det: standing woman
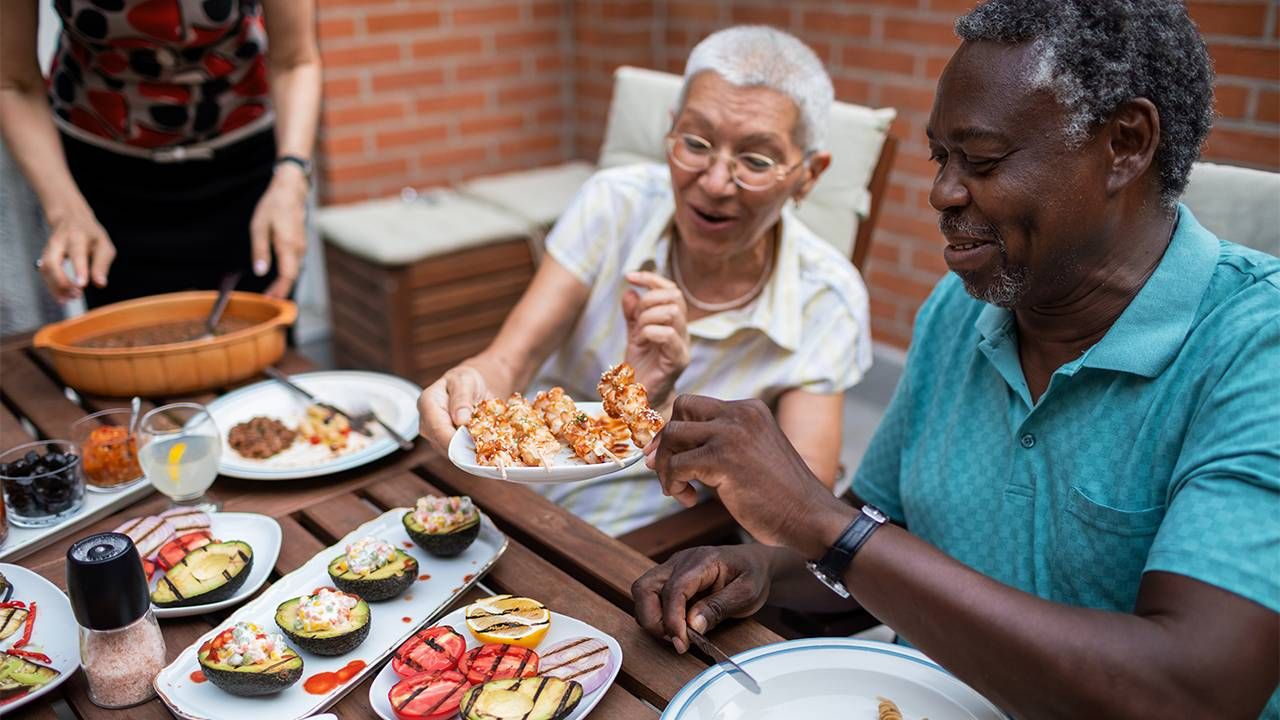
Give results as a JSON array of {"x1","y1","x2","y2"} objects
[{"x1": 0, "y1": 0, "x2": 321, "y2": 306}]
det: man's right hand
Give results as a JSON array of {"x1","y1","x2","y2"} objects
[
  {"x1": 631, "y1": 544, "x2": 779, "y2": 654},
  {"x1": 39, "y1": 205, "x2": 115, "y2": 302},
  {"x1": 418, "y1": 365, "x2": 489, "y2": 450}
]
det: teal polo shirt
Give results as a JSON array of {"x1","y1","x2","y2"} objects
[{"x1": 854, "y1": 205, "x2": 1279, "y2": 713}]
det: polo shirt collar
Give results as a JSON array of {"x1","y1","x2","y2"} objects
[
  {"x1": 619, "y1": 194, "x2": 805, "y2": 353},
  {"x1": 973, "y1": 204, "x2": 1219, "y2": 379}
]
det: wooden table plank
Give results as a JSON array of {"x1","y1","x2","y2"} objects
[
  {"x1": 416, "y1": 453, "x2": 784, "y2": 655},
  {"x1": 363, "y1": 472, "x2": 711, "y2": 708},
  {"x1": 0, "y1": 349, "x2": 89, "y2": 440},
  {"x1": 4, "y1": 695, "x2": 62, "y2": 720},
  {"x1": 0, "y1": 402, "x2": 36, "y2": 448}
]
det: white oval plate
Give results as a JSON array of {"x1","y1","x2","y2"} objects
[
  {"x1": 662, "y1": 638, "x2": 1008, "y2": 720},
  {"x1": 153, "y1": 507, "x2": 508, "y2": 720},
  {"x1": 150, "y1": 512, "x2": 281, "y2": 619},
  {"x1": 207, "y1": 371, "x2": 421, "y2": 480},
  {"x1": 369, "y1": 607, "x2": 622, "y2": 720},
  {"x1": 0, "y1": 563, "x2": 80, "y2": 713},
  {"x1": 448, "y1": 402, "x2": 644, "y2": 484}
]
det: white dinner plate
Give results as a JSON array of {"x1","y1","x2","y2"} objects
[
  {"x1": 449, "y1": 402, "x2": 644, "y2": 484},
  {"x1": 207, "y1": 371, "x2": 421, "y2": 480},
  {"x1": 153, "y1": 507, "x2": 508, "y2": 720},
  {"x1": 0, "y1": 563, "x2": 80, "y2": 713},
  {"x1": 662, "y1": 638, "x2": 1008, "y2": 720},
  {"x1": 369, "y1": 607, "x2": 622, "y2": 720},
  {"x1": 149, "y1": 512, "x2": 282, "y2": 619}
]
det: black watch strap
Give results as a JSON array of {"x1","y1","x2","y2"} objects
[
  {"x1": 807, "y1": 505, "x2": 887, "y2": 597},
  {"x1": 275, "y1": 154, "x2": 312, "y2": 183}
]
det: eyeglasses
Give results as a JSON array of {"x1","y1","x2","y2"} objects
[{"x1": 665, "y1": 132, "x2": 808, "y2": 192}]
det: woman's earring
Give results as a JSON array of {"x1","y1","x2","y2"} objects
[{"x1": 793, "y1": 196, "x2": 803, "y2": 211}]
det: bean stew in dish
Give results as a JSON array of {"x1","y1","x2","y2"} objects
[{"x1": 75, "y1": 317, "x2": 257, "y2": 349}]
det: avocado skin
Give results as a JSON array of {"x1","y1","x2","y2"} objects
[
  {"x1": 327, "y1": 549, "x2": 417, "y2": 601},
  {"x1": 152, "y1": 542, "x2": 254, "y2": 608},
  {"x1": 403, "y1": 512, "x2": 481, "y2": 558},
  {"x1": 197, "y1": 647, "x2": 303, "y2": 696},
  {"x1": 274, "y1": 595, "x2": 372, "y2": 656}
]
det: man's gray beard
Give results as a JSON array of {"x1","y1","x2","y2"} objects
[{"x1": 958, "y1": 264, "x2": 1030, "y2": 309}]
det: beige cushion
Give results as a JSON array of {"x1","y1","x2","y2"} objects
[
  {"x1": 455, "y1": 161, "x2": 597, "y2": 229},
  {"x1": 1181, "y1": 162, "x2": 1280, "y2": 257},
  {"x1": 598, "y1": 66, "x2": 896, "y2": 257},
  {"x1": 316, "y1": 190, "x2": 530, "y2": 266}
]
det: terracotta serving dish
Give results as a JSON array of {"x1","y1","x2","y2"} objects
[{"x1": 33, "y1": 291, "x2": 297, "y2": 398}]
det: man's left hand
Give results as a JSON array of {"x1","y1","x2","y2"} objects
[
  {"x1": 250, "y1": 163, "x2": 309, "y2": 298},
  {"x1": 646, "y1": 394, "x2": 851, "y2": 558}
]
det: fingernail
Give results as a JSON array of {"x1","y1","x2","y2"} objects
[
  {"x1": 254, "y1": 259, "x2": 269, "y2": 276},
  {"x1": 673, "y1": 637, "x2": 688, "y2": 654},
  {"x1": 456, "y1": 409, "x2": 472, "y2": 425},
  {"x1": 690, "y1": 614, "x2": 707, "y2": 634}
]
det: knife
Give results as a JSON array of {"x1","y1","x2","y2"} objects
[
  {"x1": 687, "y1": 629, "x2": 761, "y2": 694},
  {"x1": 263, "y1": 367, "x2": 415, "y2": 451}
]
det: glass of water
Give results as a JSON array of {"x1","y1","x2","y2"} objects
[{"x1": 137, "y1": 402, "x2": 221, "y2": 512}]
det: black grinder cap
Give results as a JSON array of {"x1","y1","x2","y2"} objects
[{"x1": 66, "y1": 532, "x2": 150, "y2": 631}]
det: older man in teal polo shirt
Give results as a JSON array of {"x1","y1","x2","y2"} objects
[{"x1": 630, "y1": 1, "x2": 1279, "y2": 717}]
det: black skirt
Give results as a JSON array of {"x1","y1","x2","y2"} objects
[{"x1": 61, "y1": 128, "x2": 281, "y2": 308}]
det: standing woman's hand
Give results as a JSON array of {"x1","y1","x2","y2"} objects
[
  {"x1": 39, "y1": 202, "x2": 115, "y2": 302},
  {"x1": 250, "y1": 161, "x2": 309, "y2": 298}
]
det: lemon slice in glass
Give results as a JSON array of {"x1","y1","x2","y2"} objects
[
  {"x1": 167, "y1": 441, "x2": 187, "y2": 484},
  {"x1": 464, "y1": 594, "x2": 551, "y2": 648}
]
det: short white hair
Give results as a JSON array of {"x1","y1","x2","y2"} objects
[{"x1": 680, "y1": 26, "x2": 834, "y2": 153}]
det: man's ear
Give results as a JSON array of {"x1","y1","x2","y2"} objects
[
  {"x1": 795, "y1": 152, "x2": 832, "y2": 202},
  {"x1": 1104, "y1": 97, "x2": 1160, "y2": 197}
]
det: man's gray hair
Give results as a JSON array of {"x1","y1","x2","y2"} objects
[
  {"x1": 956, "y1": 0, "x2": 1214, "y2": 207},
  {"x1": 680, "y1": 26, "x2": 834, "y2": 153}
]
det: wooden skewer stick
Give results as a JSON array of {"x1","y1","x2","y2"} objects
[
  {"x1": 497, "y1": 458, "x2": 508, "y2": 481},
  {"x1": 539, "y1": 452, "x2": 554, "y2": 474},
  {"x1": 602, "y1": 446, "x2": 624, "y2": 467}
]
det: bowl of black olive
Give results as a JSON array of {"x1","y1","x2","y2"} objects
[{"x1": 0, "y1": 440, "x2": 86, "y2": 527}]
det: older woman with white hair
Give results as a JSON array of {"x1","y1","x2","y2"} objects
[{"x1": 418, "y1": 26, "x2": 872, "y2": 536}]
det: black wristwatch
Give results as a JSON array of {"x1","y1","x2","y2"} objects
[
  {"x1": 806, "y1": 504, "x2": 888, "y2": 598},
  {"x1": 275, "y1": 154, "x2": 313, "y2": 185}
]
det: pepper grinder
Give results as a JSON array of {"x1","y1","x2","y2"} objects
[{"x1": 67, "y1": 532, "x2": 167, "y2": 708}]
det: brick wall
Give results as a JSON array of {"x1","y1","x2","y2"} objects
[{"x1": 317, "y1": 0, "x2": 1279, "y2": 349}]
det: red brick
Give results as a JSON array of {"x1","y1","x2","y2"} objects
[
  {"x1": 833, "y1": 77, "x2": 872, "y2": 104},
  {"x1": 495, "y1": 29, "x2": 561, "y2": 51},
  {"x1": 802, "y1": 10, "x2": 872, "y2": 38},
  {"x1": 842, "y1": 46, "x2": 916, "y2": 76},
  {"x1": 499, "y1": 132, "x2": 563, "y2": 157},
  {"x1": 926, "y1": 0, "x2": 978, "y2": 12},
  {"x1": 316, "y1": 17, "x2": 357, "y2": 42},
  {"x1": 457, "y1": 59, "x2": 524, "y2": 82},
  {"x1": 409, "y1": 36, "x2": 486, "y2": 59},
  {"x1": 419, "y1": 146, "x2": 489, "y2": 169},
  {"x1": 322, "y1": 100, "x2": 406, "y2": 127},
  {"x1": 317, "y1": 0, "x2": 396, "y2": 7},
  {"x1": 601, "y1": 1, "x2": 654, "y2": 20},
  {"x1": 870, "y1": 316, "x2": 914, "y2": 350},
  {"x1": 320, "y1": 42, "x2": 401, "y2": 69},
  {"x1": 453, "y1": 3, "x2": 521, "y2": 26},
  {"x1": 1209, "y1": 44, "x2": 1280, "y2": 82},
  {"x1": 868, "y1": 240, "x2": 901, "y2": 266},
  {"x1": 370, "y1": 67, "x2": 446, "y2": 93},
  {"x1": 1258, "y1": 90, "x2": 1280, "y2": 124},
  {"x1": 925, "y1": 53, "x2": 953, "y2": 79},
  {"x1": 867, "y1": 267, "x2": 937, "y2": 303},
  {"x1": 668, "y1": 3, "x2": 719, "y2": 22},
  {"x1": 909, "y1": 247, "x2": 950, "y2": 276},
  {"x1": 729, "y1": 5, "x2": 791, "y2": 27},
  {"x1": 498, "y1": 81, "x2": 561, "y2": 105},
  {"x1": 878, "y1": 206, "x2": 944, "y2": 243},
  {"x1": 879, "y1": 81, "x2": 938, "y2": 116},
  {"x1": 319, "y1": 133, "x2": 365, "y2": 157},
  {"x1": 459, "y1": 113, "x2": 525, "y2": 136},
  {"x1": 365, "y1": 9, "x2": 441, "y2": 34},
  {"x1": 1202, "y1": 126, "x2": 1280, "y2": 168},
  {"x1": 322, "y1": 76, "x2": 362, "y2": 100},
  {"x1": 1215, "y1": 84, "x2": 1250, "y2": 119},
  {"x1": 374, "y1": 124, "x2": 449, "y2": 150},
  {"x1": 884, "y1": 18, "x2": 960, "y2": 48},
  {"x1": 414, "y1": 92, "x2": 489, "y2": 115},
  {"x1": 535, "y1": 55, "x2": 565, "y2": 74},
  {"x1": 535, "y1": 106, "x2": 566, "y2": 125},
  {"x1": 1189, "y1": 2, "x2": 1269, "y2": 37},
  {"x1": 326, "y1": 157, "x2": 410, "y2": 185},
  {"x1": 532, "y1": 1, "x2": 562, "y2": 21},
  {"x1": 869, "y1": 296, "x2": 899, "y2": 322}
]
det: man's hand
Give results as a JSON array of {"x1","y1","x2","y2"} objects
[
  {"x1": 631, "y1": 544, "x2": 779, "y2": 653},
  {"x1": 250, "y1": 164, "x2": 309, "y2": 298},
  {"x1": 646, "y1": 394, "x2": 850, "y2": 559},
  {"x1": 622, "y1": 271, "x2": 690, "y2": 409}
]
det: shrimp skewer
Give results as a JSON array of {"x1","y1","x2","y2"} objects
[
  {"x1": 534, "y1": 388, "x2": 623, "y2": 466},
  {"x1": 504, "y1": 393, "x2": 560, "y2": 471},
  {"x1": 598, "y1": 363, "x2": 664, "y2": 447},
  {"x1": 467, "y1": 398, "x2": 516, "y2": 479}
]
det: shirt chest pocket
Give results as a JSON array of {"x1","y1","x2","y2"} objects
[{"x1": 1048, "y1": 486, "x2": 1166, "y2": 610}]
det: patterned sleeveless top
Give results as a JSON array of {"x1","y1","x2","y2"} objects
[{"x1": 49, "y1": 0, "x2": 273, "y2": 151}]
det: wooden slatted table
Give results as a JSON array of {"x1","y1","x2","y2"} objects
[{"x1": 0, "y1": 335, "x2": 781, "y2": 720}]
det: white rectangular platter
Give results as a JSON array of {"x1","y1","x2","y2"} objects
[
  {"x1": 153, "y1": 507, "x2": 508, "y2": 720},
  {"x1": 0, "y1": 478, "x2": 153, "y2": 562}
]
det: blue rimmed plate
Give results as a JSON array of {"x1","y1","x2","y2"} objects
[
  {"x1": 662, "y1": 637, "x2": 1008, "y2": 720},
  {"x1": 207, "y1": 371, "x2": 420, "y2": 480}
]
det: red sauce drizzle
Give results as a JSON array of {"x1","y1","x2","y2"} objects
[
  {"x1": 403, "y1": 594, "x2": 414, "y2": 601},
  {"x1": 463, "y1": 573, "x2": 475, "y2": 582},
  {"x1": 402, "y1": 616, "x2": 412, "y2": 623},
  {"x1": 450, "y1": 587, "x2": 460, "y2": 593},
  {"x1": 418, "y1": 574, "x2": 431, "y2": 581},
  {"x1": 189, "y1": 671, "x2": 207, "y2": 683},
  {"x1": 403, "y1": 541, "x2": 414, "y2": 548},
  {"x1": 303, "y1": 660, "x2": 367, "y2": 695}
]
